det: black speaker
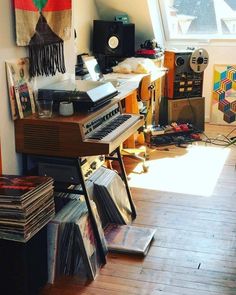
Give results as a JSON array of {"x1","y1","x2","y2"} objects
[{"x1": 93, "y1": 20, "x2": 135, "y2": 57}]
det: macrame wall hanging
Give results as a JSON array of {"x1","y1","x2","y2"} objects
[{"x1": 14, "y1": 0, "x2": 72, "y2": 77}]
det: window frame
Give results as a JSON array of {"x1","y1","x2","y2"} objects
[{"x1": 158, "y1": 0, "x2": 236, "y2": 43}]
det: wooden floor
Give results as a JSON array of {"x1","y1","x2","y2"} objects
[{"x1": 40, "y1": 123, "x2": 236, "y2": 295}]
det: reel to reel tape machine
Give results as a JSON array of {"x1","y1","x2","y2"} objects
[
  {"x1": 190, "y1": 48, "x2": 209, "y2": 73},
  {"x1": 164, "y1": 48, "x2": 209, "y2": 99}
]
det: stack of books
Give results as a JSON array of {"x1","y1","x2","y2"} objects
[{"x1": 0, "y1": 175, "x2": 55, "y2": 242}]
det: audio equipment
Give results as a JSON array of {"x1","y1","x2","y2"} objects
[
  {"x1": 37, "y1": 155, "x2": 105, "y2": 183},
  {"x1": 37, "y1": 79, "x2": 118, "y2": 112},
  {"x1": 168, "y1": 97, "x2": 205, "y2": 131},
  {"x1": 93, "y1": 20, "x2": 135, "y2": 57},
  {"x1": 164, "y1": 49, "x2": 209, "y2": 99},
  {"x1": 190, "y1": 48, "x2": 209, "y2": 73},
  {"x1": 15, "y1": 102, "x2": 144, "y2": 158}
]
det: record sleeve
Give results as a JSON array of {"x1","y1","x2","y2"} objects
[
  {"x1": 5, "y1": 58, "x2": 35, "y2": 119},
  {"x1": 0, "y1": 175, "x2": 54, "y2": 242},
  {"x1": 104, "y1": 224, "x2": 156, "y2": 256},
  {"x1": 47, "y1": 198, "x2": 107, "y2": 283},
  {"x1": 93, "y1": 168, "x2": 132, "y2": 226},
  {"x1": 0, "y1": 175, "x2": 52, "y2": 196},
  {"x1": 47, "y1": 221, "x2": 59, "y2": 284}
]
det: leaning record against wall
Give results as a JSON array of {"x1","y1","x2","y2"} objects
[
  {"x1": 5, "y1": 57, "x2": 35, "y2": 119},
  {"x1": 211, "y1": 64, "x2": 236, "y2": 125}
]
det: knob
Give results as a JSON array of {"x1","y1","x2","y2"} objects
[
  {"x1": 197, "y1": 56, "x2": 204, "y2": 64},
  {"x1": 90, "y1": 161, "x2": 97, "y2": 170},
  {"x1": 175, "y1": 56, "x2": 185, "y2": 67},
  {"x1": 99, "y1": 155, "x2": 104, "y2": 161}
]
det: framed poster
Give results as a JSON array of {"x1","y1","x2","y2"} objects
[
  {"x1": 211, "y1": 64, "x2": 236, "y2": 125},
  {"x1": 5, "y1": 58, "x2": 35, "y2": 119}
]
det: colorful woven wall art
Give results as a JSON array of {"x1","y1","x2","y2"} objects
[{"x1": 13, "y1": 0, "x2": 72, "y2": 77}]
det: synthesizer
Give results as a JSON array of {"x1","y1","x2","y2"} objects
[{"x1": 15, "y1": 101, "x2": 144, "y2": 158}]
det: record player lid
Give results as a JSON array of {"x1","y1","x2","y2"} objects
[{"x1": 38, "y1": 79, "x2": 118, "y2": 104}]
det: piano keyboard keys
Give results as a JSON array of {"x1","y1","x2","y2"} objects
[{"x1": 87, "y1": 114, "x2": 138, "y2": 142}]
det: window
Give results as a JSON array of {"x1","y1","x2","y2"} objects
[{"x1": 158, "y1": 0, "x2": 236, "y2": 40}]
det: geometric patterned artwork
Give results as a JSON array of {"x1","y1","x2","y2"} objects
[{"x1": 211, "y1": 65, "x2": 236, "y2": 125}]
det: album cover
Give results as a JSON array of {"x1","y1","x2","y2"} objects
[
  {"x1": 70, "y1": 199, "x2": 107, "y2": 279},
  {"x1": 0, "y1": 175, "x2": 54, "y2": 242},
  {"x1": 104, "y1": 223, "x2": 156, "y2": 256},
  {"x1": 74, "y1": 211, "x2": 98, "y2": 279},
  {"x1": 0, "y1": 196, "x2": 55, "y2": 242},
  {"x1": 47, "y1": 198, "x2": 106, "y2": 283},
  {"x1": 93, "y1": 167, "x2": 132, "y2": 226},
  {"x1": 5, "y1": 57, "x2": 35, "y2": 119},
  {"x1": 47, "y1": 221, "x2": 60, "y2": 284},
  {"x1": 0, "y1": 175, "x2": 53, "y2": 199}
]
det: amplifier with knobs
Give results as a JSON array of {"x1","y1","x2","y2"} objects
[{"x1": 37, "y1": 155, "x2": 105, "y2": 183}]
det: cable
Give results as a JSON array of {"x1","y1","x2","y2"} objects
[
  {"x1": 201, "y1": 139, "x2": 233, "y2": 147},
  {"x1": 225, "y1": 126, "x2": 236, "y2": 138},
  {"x1": 186, "y1": 95, "x2": 198, "y2": 130},
  {"x1": 201, "y1": 127, "x2": 236, "y2": 147},
  {"x1": 220, "y1": 134, "x2": 233, "y2": 143},
  {"x1": 201, "y1": 133, "x2": 236, "y2": 147}
]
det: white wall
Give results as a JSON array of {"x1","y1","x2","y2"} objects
[
  {"x1": 0, "y1": 1, "x2": 82, "y2": 174},
  {"x1": 95, "y1": 0, "x2": 158, "y2": 49},
  {"x1": 74, "y1": 0, "x2": 99, "y2": 55},
  {"x1": 0, "y1": 1, "x2": 26, "y2": 174}
]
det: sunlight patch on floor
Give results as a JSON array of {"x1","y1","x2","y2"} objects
[{"x1": 128, "y1": 145, "x2": 230, "y2": 196}]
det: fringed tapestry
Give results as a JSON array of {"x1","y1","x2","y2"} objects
[{"x1": 13, "y1": 0, "x2": 72, "y2": 77}]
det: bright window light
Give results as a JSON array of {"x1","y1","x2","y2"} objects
[
  {"x1": 128, "y1": 145, "x2": 230, "y2": 196},
  {"x1": 158, "y1": 0, "x2": 236, "y2": 40}
]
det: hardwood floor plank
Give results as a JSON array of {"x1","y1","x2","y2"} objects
[
  {"x1": 95, "y1": 273, "x2": 234, "y2": 295},
  {"x1": 40, "y1": 124, "x2": 236, "y2": 295},
  {"x1": 102, "y1": 259, "x2": 236, "y2": 284},
  {"x1": 107, "y1": 255, "x2": 236, "y2": 278},
  {"x1": 137, "y1": 204, "x2": 236, "y2": 225},
  {"x1": 133, "y1": 192, "x2": 236, "y2": 213}
]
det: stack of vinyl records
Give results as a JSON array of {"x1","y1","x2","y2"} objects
[
  {"x1": 47, "y1": 197, "x2": 107, "y2": 283},
  {"x1": 92, "y1": 167, "x2": 133, "y2": 227},
  {"x1": 53, "y1": 184, "x2": 82, "y2": 213},
  {"x1": 0, "y1": 175, "x2": 54, "y2": 242}
]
